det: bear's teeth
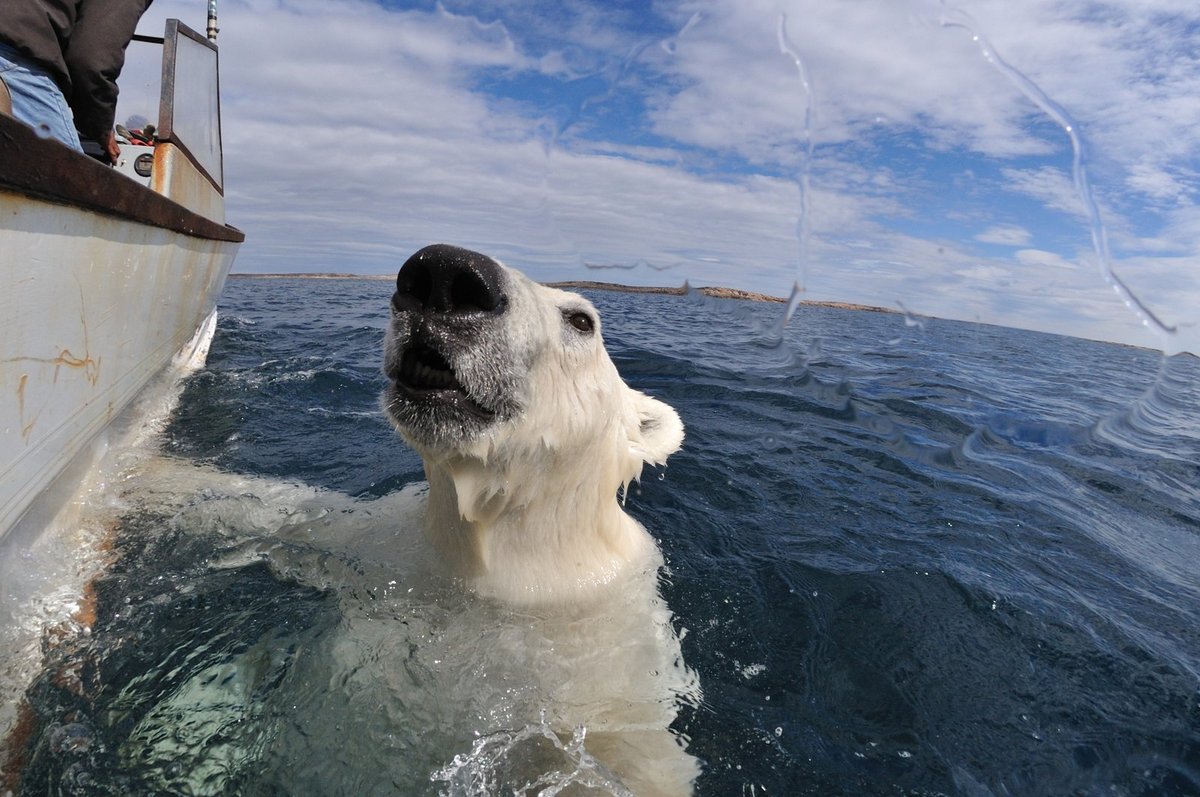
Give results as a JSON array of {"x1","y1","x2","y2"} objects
[
  {"x1": 415, "y1": 362, "x2": 453, "y2": 388},
  {"x1": 397, "y1": 347, "x2": 461, "y2": 391}
]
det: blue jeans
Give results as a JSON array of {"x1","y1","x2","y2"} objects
[{"x1": 0, "y1": 42, "x2": 83, "y2": 152}]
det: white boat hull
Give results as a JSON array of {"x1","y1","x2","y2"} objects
[
  {"x1": 0, "y1": 18, "x2": 244, "y2": 781},
  {"x1": 0, "y1": 190, "x2": 238, "y2": 538}
]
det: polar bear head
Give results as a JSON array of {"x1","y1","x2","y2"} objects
[{"x1": 382, "y1": 244, "x2": 684, "y2": 603}]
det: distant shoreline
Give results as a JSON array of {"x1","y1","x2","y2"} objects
[
  {"x1": 231, "y1": 273, "x2": 396, "y2": 281},
  {"x1": 224, "y1": 273, "x2": 1190, "y2": 354},
  {"x1": 228, "y1": 273, "x2": 897, "y2": 314}
]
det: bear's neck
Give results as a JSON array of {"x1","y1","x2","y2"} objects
[{"x1": 421, "y1": 455, "x2": 658, "y2": 605}]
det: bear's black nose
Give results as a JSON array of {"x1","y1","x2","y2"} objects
[{"x1": 392, "y1": 244, "x2": 507, "y2": 316}]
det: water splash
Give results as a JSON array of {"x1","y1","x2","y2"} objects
[
  {"x1": 661, "y1": 12, "x2": 703, "y2": 56},
  {"x1": 775, "y1": 13, "x2": 816, "y2": 332},
  {"x1": 938, "y1": 4, "x2": 1178, "y2": 353},
  {"x1": 431, "y1": 716, "x2": 633, "y2": 797},
  {"x1": 771, "y1": 280, "x2": 806, "y2": 343},
  {"x1": 886, "y1": 301, "x2": 930, "y2": 345}
]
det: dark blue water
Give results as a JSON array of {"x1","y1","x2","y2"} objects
[{"x1": 13, "y1": 277, "x2": 1200, "y2": 796}]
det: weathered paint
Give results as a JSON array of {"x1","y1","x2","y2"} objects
[
  {"x1": 153, "y1": 143, "x2": 226, "y2": 222},
  {"x1": 0, "y1": 189, "x2": 237, "y2": 539}
]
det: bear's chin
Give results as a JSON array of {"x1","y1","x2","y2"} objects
[
  {"x1": 382, "y1": 380, "x2": 498, "y2": 448},
  {"x1": 383, "y1": 325, "x2": 511, "y2": 447}
]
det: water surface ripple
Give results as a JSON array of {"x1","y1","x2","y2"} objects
[{"x1": 12, "y1": 278, "x2": 1199, "y2": 796}]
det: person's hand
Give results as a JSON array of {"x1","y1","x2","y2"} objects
[{"x1": 99, "y1": 130, "x2": 121, "y2": 165}]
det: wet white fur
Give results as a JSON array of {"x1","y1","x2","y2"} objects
[{"x1": 387, "y1": 266, "x2": 686, "y2": 606}]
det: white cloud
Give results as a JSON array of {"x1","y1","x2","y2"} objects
[
  {"x1": 1125, "y1": 158, "x2": 1194, "y2": 206},
  {"x1": 956, "y1": 264, "x2": 1013, "y2": 282},
  {"x1": 998, "y1": 166, "x2": 1087, "y2": 218},
  {"x1": 115, "y1": 0, "x2": 1196, "y2": 350},
  {"x1": 1015, "y1": 248, "x2": 1078, "y2": 270},
  {"x1": 976, "y1": 224, "x2": 1033, "y2": 246}
]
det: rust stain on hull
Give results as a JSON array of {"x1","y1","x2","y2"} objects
[
  {"x1": 16, "y1": 373, "x2": 36, "y2": 441},
  {"x1": 2, "y1": 280, "x2": 102, "y2": 439},
  {"x1": 4, "y1": 346, "x2": 102, "y2": 438},
  {"x1": 2, "y1": 350, "x2": 101, "y2": 383},
  {"x1": 51, "y1": 348, "x2": 102, "y2": 386}
]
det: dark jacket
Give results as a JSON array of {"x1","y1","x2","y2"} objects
[{"x1": 0, "y1": 0, "x2": 152, "y2": 141}]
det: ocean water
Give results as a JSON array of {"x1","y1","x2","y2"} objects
[{"x1": 8, "y1": 276, "x2": 1200, "y2": 796}]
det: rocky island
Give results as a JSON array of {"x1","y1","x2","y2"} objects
[{"x1": 231, "y1": 273, "x2": 896, "y2": 314}]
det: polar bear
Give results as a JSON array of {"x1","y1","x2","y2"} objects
[{"x1": 382, "y1": 243, "x2": 700, "y2": 795}]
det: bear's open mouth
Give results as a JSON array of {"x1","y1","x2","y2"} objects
[
  {"x1": 390, "y1": 341, "x2": 495, "y2": 420},
  {"x1": 396, "y1": 343, "x2": 461, "y2": 392}
]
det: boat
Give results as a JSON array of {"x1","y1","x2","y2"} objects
[
  {"x1": 0, "y1": 14, "x2": 242, "y2": 780},
  {"x1": 0, "y1": 17, "x2": 243, "y2": 543}
]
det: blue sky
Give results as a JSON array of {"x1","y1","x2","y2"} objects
[{"x1": 122, "y1": 0, "x2": 1199, "y2": 351}]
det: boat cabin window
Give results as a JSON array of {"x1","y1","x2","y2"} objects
[{"x1": 159, "y1": 20, "x2": 224, "y2": 191}]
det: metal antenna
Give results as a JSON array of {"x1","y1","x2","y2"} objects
[{"x1": 206, "y1": 0, "x2": 219, "y2": 42}]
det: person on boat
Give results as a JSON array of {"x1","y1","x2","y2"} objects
[{"x1": 0, "y1": 0, "x2": 153, "y2": 164}]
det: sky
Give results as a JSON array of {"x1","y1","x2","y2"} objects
[{"x1": 119, "y1": 0, "x2": 1200, "y2": 352}]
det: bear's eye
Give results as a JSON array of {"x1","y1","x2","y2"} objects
[{"x1": 565, "y1": 311, "x2": 595, "y2": 334}]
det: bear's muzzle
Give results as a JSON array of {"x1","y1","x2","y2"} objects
[{"x1": 392, "y1": 243, "x2": 508, "y2": 317}]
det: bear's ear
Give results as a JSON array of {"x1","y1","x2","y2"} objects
[{"x1": 629, "y1": 390, "x2": 684, "y2": 465}]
